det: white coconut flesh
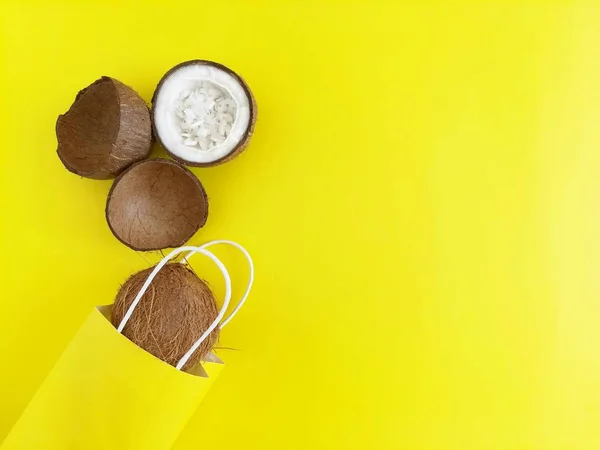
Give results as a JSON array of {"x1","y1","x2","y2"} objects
[{"x1": 154, "y1": 64, "x2": 251, "y2": 164}]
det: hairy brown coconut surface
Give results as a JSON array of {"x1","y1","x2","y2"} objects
[
  {"x1": 152, "y1": 60, "x2": 257, "y2": 167},
  {"x1": 112, "y1": 263, "x2": 219, "y2": 370},
  {"x1": 106, "y1": 158, "x2": 208, "y2": 251},
  {"x1": 56, "y1": 77, "x2": 152, "y2": 179}
]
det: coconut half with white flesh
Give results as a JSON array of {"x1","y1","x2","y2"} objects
[{"x1": 152, "y1": 60, "x2": 257, "y2": 167}]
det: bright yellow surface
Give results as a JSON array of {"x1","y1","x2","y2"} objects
[{"x1": 1, "y1": 1, "x2": 600, "y2": 449}]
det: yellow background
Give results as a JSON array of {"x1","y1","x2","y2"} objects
[{"x1": 1, "y1": 1, "x2": 600, "y2": 449}]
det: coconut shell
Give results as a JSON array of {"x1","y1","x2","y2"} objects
[
  {"x1": 112, "y1": 263, "x2": 219, "y2": 370},
  {"x1": 106, "y1": 158, "x2": 208, "y2": 251},
  {"x1": 151, "y1": 60, "x2": 257, "y2": 167},
  {"x1": 56, "y1": 77, "x2": 152, "y2": 179}
]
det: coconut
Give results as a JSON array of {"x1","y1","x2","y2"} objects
[
  {"x1": 112, "y1": 263, "x2": 219, "y2": 370},
  {"x1": 106, "y1": 158, "x2": 208, "y2": 251},
  {"x1": 56, "y1": 77, "x2": 152, "y2": 179},
  {"x1": 152, "y1": 60, "x2": 257, "y2": 167}
]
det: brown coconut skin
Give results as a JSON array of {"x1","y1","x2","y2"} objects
[
  {"x1": 106, "y1": 158, "x2": 209, "y2": 251},
  {"x1": 56, "y1": 77, "x2": 152, "y2": 179},
  {"x1": 112, "y1": 263, "x2": 220, "y2": 371},
  {"x1": 151, "y1": 60, "x2": 257, "y2": 167}
]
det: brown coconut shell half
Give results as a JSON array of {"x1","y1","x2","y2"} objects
[
  {"x1": 56, "y1": 77, "x2": 152, "y2": 179},
  {"x1": 151, "y1": 60, "x2": 257, "y2": 167},
  {"x1": 106, "y1": 158, "x2": 208, "y2": 251},
  {"x1": 112, "y1": 263, "x2": 219, "y2": 370}
]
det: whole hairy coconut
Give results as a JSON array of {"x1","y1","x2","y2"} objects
[
  {"x1": 112, "y1": 263, "x2": 219, "y2": 370},
  {"x1": 56, "y1": 77, "x2": 152, "y2": 179},
  {"x1": 152, "y1": 60, "x2": 257, "y2": 167},
  {"x1": 106, "y1": 158, "x2": 209, "y2": 251}
]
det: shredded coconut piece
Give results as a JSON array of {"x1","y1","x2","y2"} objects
[{"x1": 173, "y1": 81, "x2": 237, "y2": 151}]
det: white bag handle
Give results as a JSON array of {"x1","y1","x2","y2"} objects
[
  {"x1": 185, "y1": 240, "x2": 254, "y2": 328},
  {"x1": 116, "y1": 240, "x2": 253, "y2": 370}
]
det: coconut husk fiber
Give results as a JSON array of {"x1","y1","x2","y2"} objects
[
  {"x1": 112, "y1": 263, "x2": 219, "y2": 371},
  {"x1": 105, "y1": 158, "x2": 209, "y2": 251},
  {"x1": 56, "y1": 76, "x2": 152, "y2": 179}
]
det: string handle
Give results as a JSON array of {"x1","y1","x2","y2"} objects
[
  {"x1": 178, "y1": 240, "x2": 254, "y2": 369},
  {"x1": 185, "y1": 240, "x2": 254, "y2": 328},
  {"x1": 116, "y1": 241, "x2": 253, "y2": 371}
]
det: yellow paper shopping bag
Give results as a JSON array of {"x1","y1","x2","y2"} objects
[{"x1": 1, "y1": 240, "x2": 253, "y2": 450}]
